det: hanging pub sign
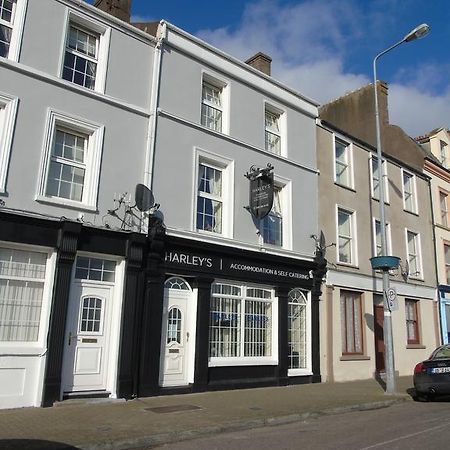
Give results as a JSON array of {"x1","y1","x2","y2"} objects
[{"x1": 245, "y1": 164, "x2": 274, "y2": 220}]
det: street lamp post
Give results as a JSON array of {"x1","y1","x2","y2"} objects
[{"x1": 372, "y1": 23, "x2": 430, "y2": 395}]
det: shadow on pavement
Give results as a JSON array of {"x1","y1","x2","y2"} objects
[
  {"x1": 374, "y1": 373, "x2": 386, "y2": 391},
  {"x1": 0, "y1": 440, "x2": 80, "y2": 450}
]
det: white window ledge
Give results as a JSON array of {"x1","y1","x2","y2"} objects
[
  {"x1": 209, "y1": 357, "x2": 278, "y2": 367},
  {"x1": 35, "y1": 195, "x2": 98, "y2": 213}
]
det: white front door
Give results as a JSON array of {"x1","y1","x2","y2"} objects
[
  {"x1": 62, "y1": 283, "x2": 113, "y2": 393},
  {"x1": 160, "y1": 283, "x2": 191, "y2": 387}
]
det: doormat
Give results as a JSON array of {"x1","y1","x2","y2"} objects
[{"x1": 145, "y1": 404, "x2": 202, "y2": 414}]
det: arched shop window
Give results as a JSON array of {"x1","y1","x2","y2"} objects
[{"x1": 288, "y1": 288, "x2": 308, "y2": 369}]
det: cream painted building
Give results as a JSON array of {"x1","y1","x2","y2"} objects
[
  {"x1": 317, "y1": 83, "x2": 440, "y2": 383},
  {"x1": 416, "y1": 128, "x2": 450, "y2": 344}
]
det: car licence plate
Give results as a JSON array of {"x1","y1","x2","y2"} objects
[{"x1": 431, "y1": 367, "x2": 450, "y2": 374}]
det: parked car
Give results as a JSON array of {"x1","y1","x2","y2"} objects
[{"x1": 414, "y1": 344, "x2": 450, "y2": 400}]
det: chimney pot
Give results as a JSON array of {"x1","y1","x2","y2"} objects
[
  {"x1": 94, "y1": 0, "x2": 132, "y2": 23},
  {"x1": 245, "y1": 52, "x2": 272, "y2": 76}
]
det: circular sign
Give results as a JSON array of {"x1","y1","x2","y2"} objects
[{"x1": 386, "y1": 288, "x2": 397, "y2": 302}]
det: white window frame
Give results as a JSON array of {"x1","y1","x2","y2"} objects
[
  {"x1": 440, "y1": 190, "x2": 449, "y2": 228},
  {"x1": 370, "y1": 154, "x2": 389, "y2": 202},
  {"x1": 208, "y1": 281, "x2": 278, "y2": 367},
  {"x1": 60, "y1": 10, "x2": 111, "y2": 93},
  {"x1": 333, "y1": 134, "x2": 353, "y2": 189},
  {"x1": 37, "y1": 110, "x2": 104, "y2": 211},
  {"x1": 264, "y1": 101, "x2": 286, "y2": 157},
  {"x1": 259, "y1": 176, "x2": 292, "y2": 250},
  {"x1": 440, "y1": 140, "x2": 448, "y2": 168},
  {"x1": 0, "y1": 241, "x2": 56, "y2": 350},
  {"x1": 402, "y1": 169, "x2": 418, "y2": 214},
  {"x1": 405, "y1": 228, "x2": 423, "y2": 279},
  {"x1": 372, "y1": 218, "x2": 392, "y2": 257},
  {"x1": 288, "y1": 288, "x2": 312, "y2": 376},
  {"x1": 0, "y1": 92, "x2": 18, "y2": 194},
  {"x1": 444, "y1": 242, "x2": 450, "y2": 285},
  {"x1": 200, "y1": 71, "x2": 229, "y2": 135},
  {"x1": 336, "y1": 206, "x2": 357, "y2": 266},
  {"x1": 0, "y1": 0, "x2": 27, "y2": 62},
  {"x1": 193, "y1": 148, "x2": 234, "y2": 238}
]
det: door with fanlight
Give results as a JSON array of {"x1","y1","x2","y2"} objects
[
  {"x1": 61, "y1": 256, "x2": 116, "y2": 394},
  {"x1": 62, "y1": 283, "x2": 113, "y2": 393},
  {"x1": 160, "y1": 277, "x2": 192, "y2": 387}
]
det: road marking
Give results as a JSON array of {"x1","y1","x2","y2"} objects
[{"x1": 360, "y1": 422, "x2": 450, "y2": 449}]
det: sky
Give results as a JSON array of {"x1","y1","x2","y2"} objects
[{"x1": 92, "y1": 0, "x2": 449, "y2": 138}]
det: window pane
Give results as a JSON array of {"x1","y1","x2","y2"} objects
[
  {"x1": 340, "y1": 291, "x2": 362, "y2": 354},
  {"x1": 335, "y1": 140, "x2": 349, "y2": 186},
  {"x1": 405, "y1": 300, "x2": 419, "y2": 344},
  {"x1": 244, "y1": 299, "x2": 271, "y2": 357},
  {"x1": 167, "y1": 307, "x2": 182, "y2": 344},
  {"x1": 64, "y1": 24, "x2": 99, "y2": 90},
  {"x1": 407, "y1": 231, "x2": 420, "y2": 276},
  {"x1": 288, "y1": 289, "x2": 307, "y2": 369},
  {"x1": 0, "y1": 248, "x2": 47, "y2": 342},
  {"x1": 209, "y1": 294, "x2": 241, "y2": 357},
  {"x1": 440, "y1": 192, "x2": 448, "y2": 227},
  {"x1": 209, "y1": 283, "x2": 274, "y2": 360},
  {"x1": 201, "y1": 82, "x2": 223, "y2": 132},
  {"x1": 445, "y1": 245, "x2": 450, "y2": 285},
  {"x1": 372, "y1": 158, "x2": 380, "y2": 199},
  {"x1": 261, "y1": 188, "x2": 282, "y2": 246},
  {"x1": 75, "y1": 257, "x2": 115, "y2": 282},
  {"x1": 0, "y1": 23, "x2": 12, "y2": 58},
  {"x1": 403, "y1": 172, "x2": 415, "y2": 211},
  {"x1": 197, "y1": 164, "x2": 223, "y2": 233},
  {"x1": 79, "y1": 297, "x2": 102, "y2": 334},
  {"x1": 265, "y1": 110, "x2": 281, "y2": 154},
  {"x1": 338, "y1": 210, "x2": 352, "y2": 263},
  {"x1": 47, "y1": 129, "x2": 87, "y2": 202}
]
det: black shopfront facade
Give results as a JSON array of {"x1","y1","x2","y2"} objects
[
  {"x1": 126, "y1": 226, "x2": 327, "y2": 398},
  {"x1": 0, "y1": 210, "x2": 326, "y2": 407}
]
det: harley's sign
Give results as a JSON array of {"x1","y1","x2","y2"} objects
[{"x1": 245, "y1": 164, "x2": 274, "y2": 220}]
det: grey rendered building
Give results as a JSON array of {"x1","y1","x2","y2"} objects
[
  {"x1": 144, "y1": 22, "x2": 325, "y2": 394},
  {"x1": 0, "y1": 0, "x2": 156, "y2": 408}
]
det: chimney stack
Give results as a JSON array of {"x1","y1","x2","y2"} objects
[
  {"x1": 94, "y1": 0, "x2": 132, "y2": 23},
  {"x1": 245, "y1": 52, "x2": 272, "y2": 76}
]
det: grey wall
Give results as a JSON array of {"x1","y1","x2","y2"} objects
[
  {"x1": 1, "y1": 0, "x2": 155, "y2": 223},
  {"x1": 154, "y1": 32, "x2": 319, "y2": 256},
  {"x1": 20, "y1": 0, "x2": 153, "y2": 109}
]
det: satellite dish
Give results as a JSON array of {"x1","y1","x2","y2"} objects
[{"x1": 135, "y1": 183, "x2": 154, "y2": 212}]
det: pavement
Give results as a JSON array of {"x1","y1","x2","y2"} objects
[{"x1": 0, "y1": 376, "x2": 415, "y2": 450}]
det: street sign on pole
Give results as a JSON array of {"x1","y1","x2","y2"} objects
[{"x1": 386, "y1": 287, "x2": 398, "y2": 311}]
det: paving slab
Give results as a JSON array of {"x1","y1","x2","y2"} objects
[{"x1": 0, "y1": 376, "x2": 414, "y2": 450}]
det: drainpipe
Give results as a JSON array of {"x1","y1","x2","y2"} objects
[{"x1": 144, "y1": 21, "x2": 166, "y2": 190}]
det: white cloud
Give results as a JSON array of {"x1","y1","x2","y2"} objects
[
  {"x1": 389, "y1": 84, "x2": 450, "y2": 137},
  {"x1": 196, "y1": 0, "x2": 449, "y2": 137}
]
